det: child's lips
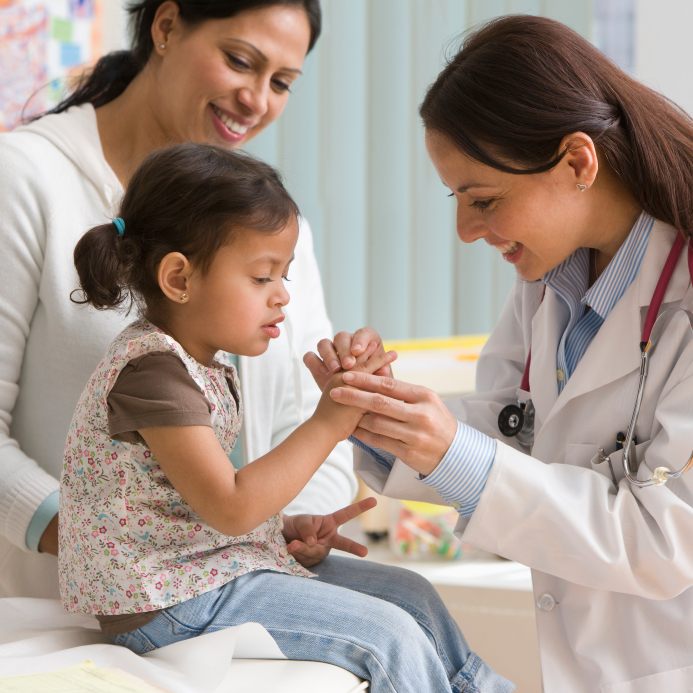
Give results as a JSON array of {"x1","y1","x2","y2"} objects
[{"x1": 261, "y1": 316, "x2": 284, "y2": 339}]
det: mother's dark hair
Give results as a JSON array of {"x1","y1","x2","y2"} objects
[
  {"x1": 420, "y1": 15, "x2": 693, "y2": 237},
  {"x1": 49, "y1": 0, "x2": 320, "y2": 114}
]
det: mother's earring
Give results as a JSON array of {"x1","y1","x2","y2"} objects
[
  {"x1": 576, "y1": 184, "x2": 587, "y2": 192},
  {"x1": 179, "y1": 293, "x2": 188, "y2": 302}
]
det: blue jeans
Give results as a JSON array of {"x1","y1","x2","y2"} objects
[{"x1": 112, "y1": 556, "x2": 514, "y2": 693}]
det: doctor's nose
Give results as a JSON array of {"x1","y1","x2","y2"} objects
[{"x1": 456, "y1": 207, "x2": 488, "y2": 244}]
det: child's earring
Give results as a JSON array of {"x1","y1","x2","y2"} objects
[
  {"x1": 179, "y1": 293, "x2": 188, "y2": 302},
  {"x1": 576, "y1": 183, "x2": 587, "y2": 192}
]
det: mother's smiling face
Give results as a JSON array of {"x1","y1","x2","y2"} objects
[{"x1": 145, "y1": 1, "x2": 311, "y2": 148}]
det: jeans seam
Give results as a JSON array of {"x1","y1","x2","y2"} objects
[
  {"x1": 158, "y1": 609, "x2": 204, "y2": 635},
  {"x1": 263, "y1": 626, "x2": 397, "y2": 693},
  {"x1": 452, "y1": 652, "x2": 483, "y2": 693}
]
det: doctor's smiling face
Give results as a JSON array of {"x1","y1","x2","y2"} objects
[{"x1": 425, "y1": 129, "x2": 640, "y2": 282}]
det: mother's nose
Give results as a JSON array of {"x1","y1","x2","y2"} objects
[{"x1": 236, "y1": 82, "x2": 270, "y2": 117}]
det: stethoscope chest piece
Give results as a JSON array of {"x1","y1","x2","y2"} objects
[
  {"x1": 498, "y1": 404, "x2": 524, "y2": 437},
  {"x1": 498, "y1": 389, "x2": 535, "y2": 447}
]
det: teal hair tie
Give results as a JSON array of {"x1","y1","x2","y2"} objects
[{"x1": 112, "y1": 217, "x2": 125, "y2": 237}]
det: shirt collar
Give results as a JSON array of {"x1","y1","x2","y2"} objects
[{"x1": 543, "y1": 211, "x2": 654, "y2": 319}]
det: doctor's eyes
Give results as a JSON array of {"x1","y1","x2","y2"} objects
[
  {"x1": 446, "y1": 192, "x2": 497, "y2": 212},
  {"x1": 448, "y1": 193, "x2": 498, "y2": 212},
  {"x1": 469, "y1": 199, "x2": 496, "y2": 212}
]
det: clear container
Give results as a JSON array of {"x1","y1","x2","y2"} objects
[{"x1": 389, "y1": 499, "x2": 477, "y2": 561}]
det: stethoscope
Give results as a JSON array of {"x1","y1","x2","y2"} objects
[{"x1": 498, "y1": 233, "x2": 693, "y2": 488}]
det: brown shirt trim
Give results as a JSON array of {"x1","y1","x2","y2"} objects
[{"x1": 107, "y1": 351, "x2": 212, "y2": 444}]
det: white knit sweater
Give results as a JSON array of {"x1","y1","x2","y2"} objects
[{"x1": 0, "y1": 104, "x2": 355, "y2": 598}]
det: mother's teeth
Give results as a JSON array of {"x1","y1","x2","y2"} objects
[
  {"x1": 212, "y1": 105, "x2": 249, "y2": 135},
  {"x1": 497, "y1": 241, "x2": 519, "y2": 254}
]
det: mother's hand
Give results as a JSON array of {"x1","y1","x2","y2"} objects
[{"x1": 332, "y1": 372, "x2": 458, "y2": 477}]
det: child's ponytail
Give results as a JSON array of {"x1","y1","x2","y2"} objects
[{"x1": 71, "y1": 220, "x2": 137, "y2": 310}]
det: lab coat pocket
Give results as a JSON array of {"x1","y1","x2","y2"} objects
[
  {"x1": 565, "y1": 443, "x2": 601, "y2": 469},
  {"x1": 605, "y1": 439, "x2": 653, "y2": 485},
  {"x1": 601, "y1": 663, "x2": 693, "y2": 693}
]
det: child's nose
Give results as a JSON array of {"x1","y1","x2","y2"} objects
[{"x1": 275, "y1": 281, "x2": 290, "y2": 306}]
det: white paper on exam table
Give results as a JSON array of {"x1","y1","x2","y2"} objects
[{"x1": 0, "y1": 598, "x2": 286, "y2": 693}]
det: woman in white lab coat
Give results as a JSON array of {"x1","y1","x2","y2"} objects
[{"x1": 308, "y1": 15, "x2": 693, "y2": 693}]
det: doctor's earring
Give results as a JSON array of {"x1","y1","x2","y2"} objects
[
  {"x1": 158, "y1": 43, "x2": 166, "y2": 49},
  {"x1": 576, "y1": 184, "x2": 587, "y2": 192}
]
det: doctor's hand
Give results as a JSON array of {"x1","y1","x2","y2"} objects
[
  {"x1": 304, "y1": 326, "x2": 392, "y2": 391},
  {"x1": 331, "y1": 372, "x2": 459, "y2": 477},
  {"x1": 282, "y1": 497, "x2": 377, "y2": 567}
]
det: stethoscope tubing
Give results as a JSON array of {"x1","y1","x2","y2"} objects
[{"x1": 501, "y1": 232, "x2": 693, "y2": 488}]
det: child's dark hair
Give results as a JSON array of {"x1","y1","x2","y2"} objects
[{"x1": 72, "y1": 143, "x2": 299, "y2": 313}]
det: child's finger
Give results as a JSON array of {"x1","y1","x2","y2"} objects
[
  {"x1": 352, "y1": 341, "x2": 380, "y2": 367},
  {"x1": 287, "y1": 539, "x2": 310, "y2": 553},
  {"x1": 287, "y1": 542, "x2": 331, "y2": 567},
  {"x1": 292, "y1": 515, "x2": 318, "y2": 547},
  {"x1": 327, "y1": 533, "x2": 369, "y2": 558},
  {"x1": 329, "y1": 497, "x2": 378, "y2": 528},
  {"x1": 350, "y1": 327, "x2": 382, "y2": 357},
  {"x1": 353, "y1": 350, "x2": 397, "y2": 376},
  {"x1": 303, "y1": 351, "x2": 331, "y2": 390},
  {"x1": 317, "y1": 338, "x2": 341, "y2": 373},
  {"x1": 333, "y1": 331, "x2": 357, "y2": 369}
]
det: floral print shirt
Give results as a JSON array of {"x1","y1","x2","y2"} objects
[{"x1": 59, "y1": 319, "x2": 312, "y2": 616}]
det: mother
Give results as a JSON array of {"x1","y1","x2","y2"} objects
[
  {"x1": 0, "y1": 0, "x2": 372, "y2": 598},
  {"x1": 317, "y1": 15, "x2": 693, "y2": 693}
]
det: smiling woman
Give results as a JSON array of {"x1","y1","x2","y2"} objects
[
  {"x1": 313, "y1": 14, "x2": 693, "y2": 693},
  {"x1": 0, "y1": 0, "x2": 365, "y2": 609}
]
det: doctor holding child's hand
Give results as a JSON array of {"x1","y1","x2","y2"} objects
[{"x1": 306, "y1": 14, "x2": 693, "y2": 693}]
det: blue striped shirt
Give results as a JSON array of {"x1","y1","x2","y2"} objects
[{"x1": 354, "y1": 212, "x2": 654, "y2": 518}]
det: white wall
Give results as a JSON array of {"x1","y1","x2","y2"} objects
[{"x1": 634, "y1": 0, "x2": 693, "y2": 116}]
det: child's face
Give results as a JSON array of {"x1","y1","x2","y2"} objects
[{"x1": 183, "y1": 219, "x2": 299, "y2": 363}]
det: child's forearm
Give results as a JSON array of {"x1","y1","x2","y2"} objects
[{"x1": 228, "y1": 417, "x2": 341, "y2": 534}]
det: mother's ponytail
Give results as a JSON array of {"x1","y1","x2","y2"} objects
[
  {"x1": 51, "y1": 52, "x2": 140, "y2": 114},
  {"x1": 72, "y1": 221, "x2": 139, "y2": 310}
]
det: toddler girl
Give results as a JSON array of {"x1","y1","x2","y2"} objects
[{"x1": 59, "y1": 143, "x2": 513, "y2": 693}]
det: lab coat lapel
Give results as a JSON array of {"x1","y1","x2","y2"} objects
[
  {"x1": 528, "y1": 290, "x2": 563, "y2": 428},
  {"x1": 535, "y1": 220, "x2": 688, "y2": 434}
]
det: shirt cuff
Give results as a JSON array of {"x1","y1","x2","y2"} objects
[
  {"x1": 420, "y1": 421, "x2": 496, "y2": 519},
  {"x1": 25, "y1": 490, "x2": 59, "y2": 552},
  {"x1": 348, "y1": 436, "x2": 396, "y2": 471}
]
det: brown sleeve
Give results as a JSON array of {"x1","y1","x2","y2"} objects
[{"x1": 107, "y1": 352, "x2": 212, "y2": 444}]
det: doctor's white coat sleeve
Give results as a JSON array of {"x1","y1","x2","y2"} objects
[
  {"x1": 356, "y1": 277, "x2": 693, "y2": 601},
  {"x1": 280, "y1": 220, "x2": 358, "y2": 516}
]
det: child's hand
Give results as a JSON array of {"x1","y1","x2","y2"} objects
[
  {"x1": 282, "y1": 497, "x2": 377, "y2": 567},
  {"x1": 304, "y1": 327, "x2": 391, "y2": 391},
  {"x1": 312, "y1": 350, "x2": 397, "y2": 440}
]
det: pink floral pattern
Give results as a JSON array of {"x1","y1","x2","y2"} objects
[{"x1": 59, "y1": 319, "x2": 312, "y2": 616}]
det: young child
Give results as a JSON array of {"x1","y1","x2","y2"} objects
[{"x1": 59, "y1": 143, "x2": 513, "y2": 693}]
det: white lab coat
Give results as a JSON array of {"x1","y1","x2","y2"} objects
[{"x1": 356, "y1": 220, "x2": 693, "y2": 693}]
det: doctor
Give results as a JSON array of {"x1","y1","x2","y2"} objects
[{"x1": 308, "y1": 15, "x2": 693, "y2": 693}]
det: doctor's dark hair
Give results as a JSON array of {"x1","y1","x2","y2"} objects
[
  {"x1": 420, "y1": 15, "x2": 693, "y2": 237},
  {"x1": 71, "y1": 142, "x2": 299, "y2": 313},
  {"x1": 46, "y1": 0, "x2": 320, "y2": 115}
]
